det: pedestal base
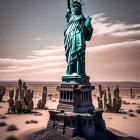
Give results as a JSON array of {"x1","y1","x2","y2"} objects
[
  {"x1": 47, "y1": 110, "x2": 106, "y2": 139},
  {"x1": 47, "y1": 75, "x2": 106, "y2": 139}
]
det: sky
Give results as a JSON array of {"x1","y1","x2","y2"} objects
[{"x1": 0, "y1": 0, "x2": 140, "y2": 81}]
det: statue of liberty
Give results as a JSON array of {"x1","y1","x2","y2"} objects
[{"x1": 64, "y1": 0, "x2": 93, "y2": 76}]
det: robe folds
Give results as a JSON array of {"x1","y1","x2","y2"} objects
[{"x1": 64, "y1": 12, "x2": 93, "y2": 75}]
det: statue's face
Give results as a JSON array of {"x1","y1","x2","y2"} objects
[{"x1": 72, "y1": 5, "x2": 81, "y2": 15}]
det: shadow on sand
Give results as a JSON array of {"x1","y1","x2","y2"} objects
[
  {"x1": 26, "y1": 128, "x2": 140, "y2": 140},
  {"x1": 92, "y1": 128, "x2": 140, "y2": 140}
]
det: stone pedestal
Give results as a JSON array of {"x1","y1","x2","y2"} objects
[
  {"x1": 57, "y1": 75, "x2": 94, "y2": 113},
  {"x1": 47, "y1": 75, "x2": 106, "y2": 139}
]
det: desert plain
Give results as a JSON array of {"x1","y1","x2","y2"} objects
[{"x1": 0, "y1": 81, "x2": 140, "y2": 140}]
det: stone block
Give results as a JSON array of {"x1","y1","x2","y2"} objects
[
  {"x1": 27, "y1": 100, "x2": 34, "y2": 111},
  {"x1": 0, "y1": 86, "x2": 6, "y2": 101},
  {"x1": 18, "y1": 79, "x2": 22, "y2": 90},
  {"x1": 15, "y1": 88, "x2": 19, "y2": 101},
  {"x1": 37, "y1": 100, "x2": 42, "y2": 109},
  {"x1": 15, "y1": 100, "x2": 21, "y2": 113},
  {"x1": 9, "y1": 90, "x2": 14, "y2": 100},
  {"x1": 8, "y1": 99, "x2": 15, "y2": 113},
  {"x1": 20, "y1": 89, "x2": 25, "y2": 100}
]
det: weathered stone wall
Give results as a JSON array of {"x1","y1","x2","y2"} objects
[
  {"x1": 97, "y1": 85, "x2": 122, "y2": 112},
  {"x1": 8, "y1": 79, "x2": 34, "y2": 113},
  {"x1": 0, "y1": 86, "x2": 6, "y2": 102}
]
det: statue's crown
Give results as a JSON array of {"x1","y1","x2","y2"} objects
[{"x1": 72, "y1": 0, "x2": 84, "y2": 8}]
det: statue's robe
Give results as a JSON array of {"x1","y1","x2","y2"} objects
[{"x1": 64, "y1": 11, "x2": 93, "y2": 75}]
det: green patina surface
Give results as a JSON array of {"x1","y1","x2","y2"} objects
[
  {"x1": 64, "y1": 0, "x2": 93, "y2": 76},
  {"x1": 62, "y1": 73, "x2": 90, "y2": 83}
]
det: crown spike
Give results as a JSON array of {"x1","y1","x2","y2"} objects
[
  {"x1": 71, "y1": 0, "x2": 84, "y2": 7},
  {"x1": 72, "y1": 0, "x2": 83, "y2": 3}
]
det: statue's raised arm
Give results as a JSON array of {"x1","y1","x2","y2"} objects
[
  {"x1": 67, "y1": 0, "x2": 71, "y2": 12},
  {"x1": 66, "y1": 0, "x2": 71, "y2": 22}
]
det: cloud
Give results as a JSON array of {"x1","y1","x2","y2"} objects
[
  {"x1": 88, "y1": 40, "x2": 140, "y2": 51},
  {"x1": 33, "y1": 35, "x2": 51, "y2": 41},
  {"x1": 45, "y1": 45, "x2": 63, "y2": 50},
  {"x1": 86, "y1": 39, "x2": 140, "y2": 81},
  {"x1": 92, "y1": 13, "x2": 140, "y2": 37},
  {"x1": 32, "y1": 47, "x2": 64, "y2": 57},
  {"x1": 45, "y1": 35, "x2": 50, "y2": 38},
  {"x1": 37, "y1": 68, "x2": 66, "y2": 73},
  {"x1": 0, "y1": 39, "x2": 139, "y2": 81},
  {"x1": 33, "y1": 37, "x2": 43, "y2": 41},
  {"x1": 0, "y1": 46, "x2": 66, "y2": 80}
]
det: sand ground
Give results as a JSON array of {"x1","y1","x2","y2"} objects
[{"x1": 0, "y1": 85, "x2": 140, "y2": 140}]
